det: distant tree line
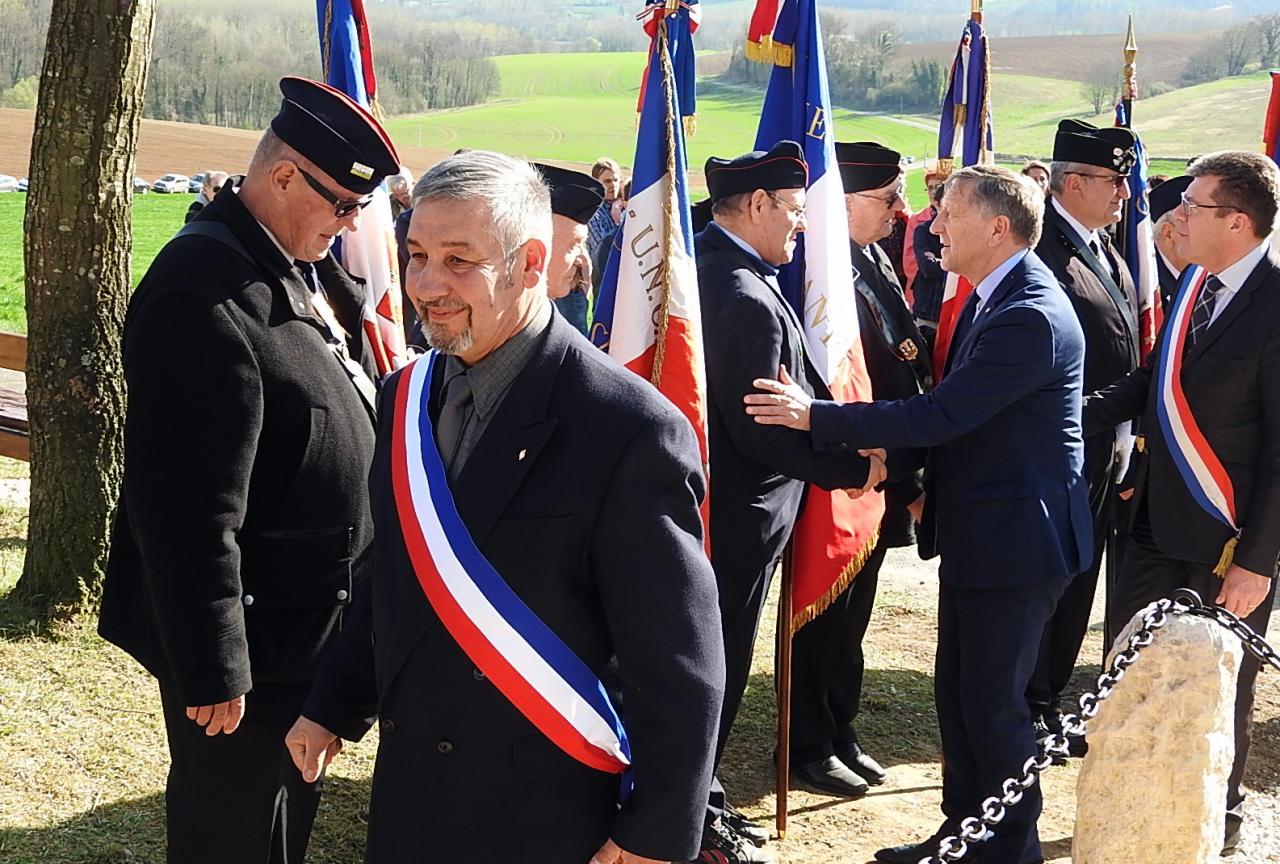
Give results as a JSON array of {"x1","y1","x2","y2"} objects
[
  {"x1": 1, "y1": 0, "x2": 502, "y2": 128},
  {"x1": 1182, "y1": 14, "x2": 1280, "y2": 86},
  {"x1": 720, "y1": 14, "x2": 946, "y2": 115}
]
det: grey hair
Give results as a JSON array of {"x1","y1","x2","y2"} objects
[
  {"x1": 1048, "y1": 160, "x2": 1091, "y2": 196},
  {"x1": 1187, "y1": 150, "x2": 1280, "y2": 239},
  {"x1": 946, "y1": 164, "x2": 1045, "y2": 247},
  {"x1": 248, "y1": 127, "x2": 302, "y2": 176},
  {"x1": 412, "y1": 150, "x2": 552, "y2": 262}
]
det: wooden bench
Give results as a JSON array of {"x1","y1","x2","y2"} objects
[{"x1": 0, "y1": 332, "x2": 29, "y2": 461}]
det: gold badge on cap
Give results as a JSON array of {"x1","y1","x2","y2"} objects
[
  {"x1": 898, "y1": 338, "x2": 919, "y2": 361},
  {"x1": 350, "y1": 161, "x2": 374, "y2": 180}
]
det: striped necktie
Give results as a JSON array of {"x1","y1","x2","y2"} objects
[{"x1": 1186, "y1": 275, "x2": 1225, "y2": 351}]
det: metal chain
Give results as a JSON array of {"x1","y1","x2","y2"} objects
[{"x1": 916, "y1": 588, "x2": 1280, "y2": 864}]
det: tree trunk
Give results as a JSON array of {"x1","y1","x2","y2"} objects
[{"x1": 15, "y1": 0, "x2": 156, "y2": 618}]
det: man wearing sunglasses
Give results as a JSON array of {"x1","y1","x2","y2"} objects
[
  {"x1": 99, "y1": 76, "x2": 399, "y2": 864},
  {"x1": 1029, "y1": 119, "x2": 1143, "y2": 758}
]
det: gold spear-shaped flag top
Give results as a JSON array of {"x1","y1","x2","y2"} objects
[{"x1": 1124, "y1": 13, "x2": 1138, "y2": 102}]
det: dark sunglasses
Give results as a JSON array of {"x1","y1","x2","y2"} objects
[{"x1": 296, "y1": 165, "x2": 373, "y2": 218}]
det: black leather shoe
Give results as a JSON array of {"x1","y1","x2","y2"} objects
[
  {"x1": 834, "y1": 739, "x2": 887, "y2": 785},
  {"x1": 1043, "y1": 709, "x2": 1088, "y2": 758},
  {"x1": 791, "y1": 755, "x2": 868, "y2": 798},
  {"x1": 722, "y1": 805, "x2": 770, "y2": 847},
  {"x1": 874, "y1": 836, "x2": 982, "y2": 863},
  {"x1": 1033, "y1": 716, "x2": 1067, "y2": 765},
  {"x1": 692, "y1": 818, "x2": 776, "y2": 863}
]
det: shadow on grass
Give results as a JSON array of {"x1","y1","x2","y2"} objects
[
  {"x1": 720, "y1": 667, "x2": 941, "y2": 810},
  {"x1": 0, "y1": 775, "x2": 373, "y2": 864}
]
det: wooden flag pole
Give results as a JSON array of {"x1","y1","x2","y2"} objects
[
  {"x1": 775, "y1": 540, "x2": 795, "y2": 838},
  {"x1": 971, "y1": 0, "x2": 982, "y2": 24}
]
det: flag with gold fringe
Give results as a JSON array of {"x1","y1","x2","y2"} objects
[{"x1": 753, "y1": 0, "x2": 884, "y2": 632}]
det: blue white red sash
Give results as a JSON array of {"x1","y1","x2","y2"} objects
[
  {"x1": 390, "y1": 352, "x2": 632, "y2": 776},
  {"x1": 1154, "y1": 265, "x2": 1239, "y2": 537}
]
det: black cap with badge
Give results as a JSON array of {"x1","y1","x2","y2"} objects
[
  {"x1": 533, "y1": 164, "x2": 605, "y2": 224},
  {"x1": 704, "y1": 140, "x2": 808, "y2": 203},
  {"x1": 834, "y1": 141, "x2": 903, "y2": 193},
  {"x1": 270, "y1": 76, "x2": 400, "y2": 196},
  {"x1": 1053, "y1": 119, "x2": 1138, "y2": 175},
  {"x1": 1148, "y1": 175, "x2": 1192, "y2": 223}
]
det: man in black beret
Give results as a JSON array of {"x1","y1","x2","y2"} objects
[
  {"x1": 1029, "y1": 118, "x2": 1141, "y2": 757},
  {"x1": 693, "y1": 140, "x2": 883, "y2": 861},
  {"x1": 1149, "y1": 174, "x2": 1194, "y2": 310},
  {"x1": 99, "y1": 76, "x2": 399, "y2": 864},
  {"x1": 785, "y1": 142, "x2": 932, "y2": 798},
  {"x1": 534, "y1": 163, "x2": 603, "y2": 336}
]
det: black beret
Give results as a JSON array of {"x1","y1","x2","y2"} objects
[
  {"x1": 834, "y1": 141, "x2": 903, "y2": 193},
  {"x1": 690, "y1": 198, "x2": 713, "y2": 234},
  {"x1": 533, "y1": 164, "x2": 604, "y2": 224},
  {"x1": 270, "y1": 76, "x2": 400, "y2": 196},
  {"x1": 1053, "y1": 119, "x2": 1137, "y2": 174},
  {"x1": 705, "y1": 140, "x2": 808, "y2": 203},
  {"x1": 1148, "y1": 174, "x2": 1192, "y2": 223}
]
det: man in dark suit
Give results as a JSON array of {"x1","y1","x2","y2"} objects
[
  {"x1": 786, "y1": 141, "x2": 931, "y2": 799},
  {"x1": 1084, "y1": 150, "x2": 1280, "y2": 856},
  {"x1": 98, "y1": 77, "x2": 398, "y2": 864},
  {"x1": 695, "y1": 140, "x2": 883, "y2": 860},
  {"x1": 1149, "y1": 175, "x2": 1193, "y2": 311},
  {"x1": 287, "y1": 150, "x2": 726, "y2": 864},
  {"x1": 1030, "y1": 120, "x2": 1141, "y2": 751},
  {"x1": 748, "y1": 165, "x2": 1090, "y2": 864}
]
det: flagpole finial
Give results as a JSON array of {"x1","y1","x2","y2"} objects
[
  {"x1": 1124, "y1": 13, "x2": 1137, "y2": 54},
  {"x1": 970, "y1": 0, "x2": 983, "y2": 21},
  {"x1": 1123, "y1": 13, "x2": 1138, "y2": 103}
]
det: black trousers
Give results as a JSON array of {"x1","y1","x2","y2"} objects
[
  {"x1": 707, "y1": 558, "x2": 777, "y2": 822},
  {"x1": 1110, "y1": 511, "x2": 1276, "y2": 831},
  {"x1": 936, "y1": 580, "x2": 1062, "y2": 864},
  {"x1": 789, "y1": 541, "x2": 888, "y2": 763},
  {"x1": 1027, "y1": 439, "x2": 1112, "y2": 718},
  {"x1": 159, "y1": 681, "x2": 321, "y2": 864}
]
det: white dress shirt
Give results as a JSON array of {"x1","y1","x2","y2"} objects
[
  {"x1": 1207, "y1": 239, "x2": 1271, "y2": 326},
  {"x1": 972, "y1": 248, "x2": 1030, "y2": 319}
]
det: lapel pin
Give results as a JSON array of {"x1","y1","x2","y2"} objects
[{"x1": 517, "y1": 449, "x2": 527, "y2": 462}]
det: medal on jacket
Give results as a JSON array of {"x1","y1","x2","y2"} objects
[
  {"x1": 1154, "y1": 264, "x2": 1240, "y2": 576},
  {"x1": 390, "y1": 352, "x2": 633, "y2": 783}
]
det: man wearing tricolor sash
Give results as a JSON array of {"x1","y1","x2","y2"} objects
[
  {"x1": 288, "y1": 150, "x2": 726, "y2": 864},
  {"x1": 1084, "y1": 150, "x2": 1280, "y2": 857}
]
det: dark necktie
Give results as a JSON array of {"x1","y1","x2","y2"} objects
[
  {"x1": 950, "y1": 289, "x2": 982, "y2": 351},
  {"x1": 435, "y1": 370, "x2": 473, "y2": 476},
  {"x1": 1186, "y1": 275, "x2": 1225, "y2": 351},
  {"x1": 1089, "y1": 238, "x2": 1120, "y2": 286}
]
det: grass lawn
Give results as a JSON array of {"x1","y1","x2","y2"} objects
[{"x1": 0, "y1": 193, "x2": 191, "y2": 334}]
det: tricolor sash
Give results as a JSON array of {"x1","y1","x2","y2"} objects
[
  {"x1": 390, "y1": 352, "x2": 632, "y2": 777},
  {"x1": 1154, "y1": 265, "x2": 1240, "y2": 571}
]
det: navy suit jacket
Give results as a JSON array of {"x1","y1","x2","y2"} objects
[{"x1": 809, "y1": 251, "x2": 1092, "y2": 589}]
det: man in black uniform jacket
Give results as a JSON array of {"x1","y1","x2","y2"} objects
[
  {"x1": 1085, "y1": 151, "x2": 1280, "y2": 856},
  {"x1": 98, "y1": 77, "x2": 398, "y2": 863},
  {"x1": 287, "y1": 151, "x2": 726, "y2": 864},
  {"x1": 787, "y1": 142, "x2": 933, "y2": 798},
  {"x1": 1029, "y1": 120, "x2": 1140, "y2": 751},
  {"x1": 693, "y1": 140, "x2": 883, "y2": 861}
]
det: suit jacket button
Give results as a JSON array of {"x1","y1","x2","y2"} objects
[
  {"x1": 243, "y1": 594, "x2": 255, "y2": 606},
  {"x1": 336, "y1": 589, "x2": 349, "y2": 601},
  {"x1": 437, "y1": 740, "x2": 454, "y2": 754},
  {"x1": 839, "y1": 443, "x2": 848, "y2": 450},
  {"x1": 472, "y1": 667, "x2": 486, "y2": 681},
  {"x1": 379, "y1": 718, "x2": 395, "y2": 734}
]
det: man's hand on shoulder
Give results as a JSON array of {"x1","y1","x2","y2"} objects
[
  {"x1": 186, "y1": 694, "x2": 246, "y2": 736},
  {"x1": 285, "y1": 715, "x2": 344, "y2": 783},
  {"x1": 1216, "y1": 564, "x2": 1272, "y2": 618},
  {"x1": 587, "y1": 838, "x2": 667, "y2": 864},
  {"x1": 745, "y1": 365, "x2": 812, "y2": 431}
]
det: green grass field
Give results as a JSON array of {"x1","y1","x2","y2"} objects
[{"x1": 0, "y1": 194, "x2": 191, "y2": 334}]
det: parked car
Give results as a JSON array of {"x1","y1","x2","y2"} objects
[
  {"x1": 17, "y1": 178, "x2": 28, "y2": 192},
  {"x1": 133, "y1": 177, "x2": 151, "y2": 195},
  {"x1": 187, "y1": 175, "x2": 204, "y2": 193},
  {"x1": 0, "y1": 175, "x2": 17, "y2": 193},
  {"x1": 152, "y1": 173, "x2": 189, "y2": 193}
]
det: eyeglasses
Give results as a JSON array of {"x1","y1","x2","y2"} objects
[
  {"x1": 852, "y1": 186, "x2": 907, "y2": 210},
  {"x1": 1067, "y1": 171, "x2": 1130, "y2": 191},
  {"x1": 296, "y1": 164, "x2": 374, "y2": 218},
  {"x1": 766, "y1": 191, "x2": 806, "y2": 219},
  {"x1": 1179, "y1": 191, "x2": 1240, "y2": 216}
]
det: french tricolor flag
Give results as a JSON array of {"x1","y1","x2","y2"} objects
[
  {"x1": 317, "y1": 0, "x2": 407, "y2": 375},
  {"x1": 592, "y1": 1, "x2": 710, "y2": 538}
]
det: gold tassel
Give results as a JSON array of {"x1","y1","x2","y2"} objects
[
  {"x1": 744, "y1": 37, "x2": 770, "y2": 64},
  {"x1": 773, "y1": 41, "x2": 794, "y2": 69},
  {"x1": 790, "y1": 531, "x2": 881, "y2": 635},
  {"x1": 936, "y1": 157, "x2": 956, "y2": 180},
  {"x1": 683, "y1": 114, "x2": 697, "y2": 138},
  {"x1": 1213, "y1": 537, "x2": 1239, "y2": 578},
  {"x1": 369, "y1": 95, "x2": 385, "y2": 123}
]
